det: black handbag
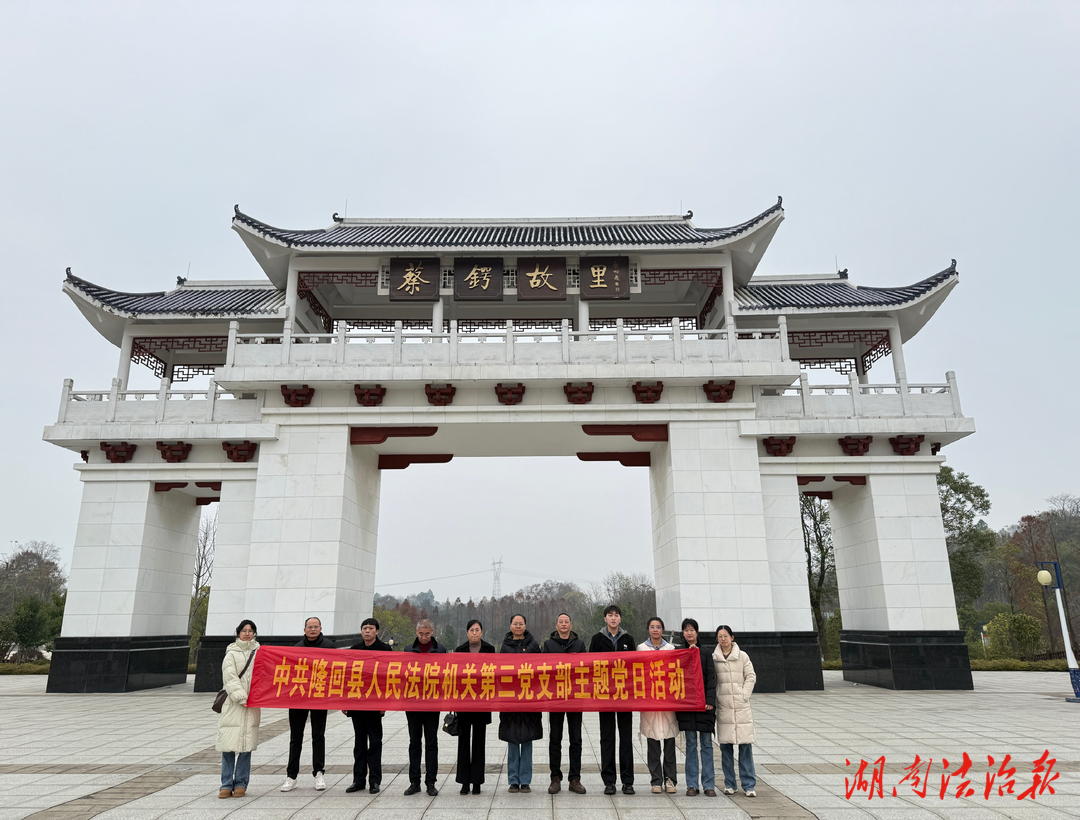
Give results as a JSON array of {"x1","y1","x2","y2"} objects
[
  {"x1": 442, "y1": 712, "x2": 459, "y2": 736},
  {"x1": 213, "y1": 649, "x2": 255, "y2": 713}
]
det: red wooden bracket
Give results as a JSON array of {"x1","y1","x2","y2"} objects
[
  {"x1": 156, "y1": 441, "x2": 192, "y2": 463},
  {"x1": 495, "y1": 383, "x2": 526, "y2": 405},
  {"x1": 281, "y1": 384, "x2": 315, "y2": 407},
  {"x1": 889, "y1": 435, "x2": 925, "y2": 456},
  {"x1": 354, "y1": 385, "x2": 387, "y2": 407},
  {"x1": 576, "y1": 452, "x2": 651, "y2": 468},
  {"x1": 838, "y1": 436, "x2": 873, "y2": 456},
  {"x1": 196, "y1": 497, "x2": 220, "y2": 506},
  {"x1": 195, "y1": 482, "x2": 222, "y2": 491},
  {"x1": 797, "y1": 476, "x2": 826, "y2": 486},
  {"x1": 631, "y1": 381, "x2": 664, "y2": 404},
  {"x1": 154, "y1": 482, "x2": 188, "y2": 492},
  {"x1": 582, "y1": 424, "x2": 668, "y2": 442},
  {"x1": 564, "y1": 382, "x2": 594, "y2": 404},
  {"x1": 803, "y1": 490, "x2": 833, "y2": 499},
  {"x1": 833, "y1": 475, "x2": 867, "y2": 486},
  {"x1": 351, "y1": 427, "x2": 438, "y2": 445},
  {"x1": 762, "y1": 437, "x2": 796, "y2": 457},
  {"x1": 100, "y1": 442, "x2": 137, "y2": 463},
  {"x1": 378, "y1": 454, "x2": 454, "y2": 470},
  {"x1": 702, "y1": 380, "x2": 736, "y2": 403},
  {"x1": 222, "y1": 441, "x2": 258, "y2": 462},
  {"x1": 425, "y1": 384, "x2": 456, "y2": 406}
]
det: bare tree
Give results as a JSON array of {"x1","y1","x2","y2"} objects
[
  {"x1": 0, "y1": 541, "x2": 67, "y2": 614},
  {"x1": 188, "y1": 512, "x2": 215, "y2": 637},
  {"x1": 801, "y1": 495, "x2": 837, "y2": 656}
]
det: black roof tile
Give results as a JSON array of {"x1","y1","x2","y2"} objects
[
  {"x1": 736, "y1": 265, "x2": 957, "y2": 310},
  {"x1": 66, "y1": 272, "x2": 285, "y2": 317}
]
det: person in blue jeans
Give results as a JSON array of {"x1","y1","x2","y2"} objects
[
  {"x1": 498, "y1": 614, "x2": 543, "y2": 792},
  {"x1": 217, "y1": 620, "x2": 261, "y2": 799},
  {"x1": 712, "y1": 625, "x2": 757, "y2": 797},
  {"x1": 676, "y1": 618, "x2": 717, "y2": 796}
]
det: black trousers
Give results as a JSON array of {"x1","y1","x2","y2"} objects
[
  {"x1": 647, "y1": 737, "x2": 677, "y2": 786},
  {"x1": 598, "y1": 711, "x2": 634, "y2": 786},
  {"x1": 455, "y1": 713, "x2": 488, "y2": 785},
  {"x1": 286, "y1": 708, "x2": 327, "y2": 779},
  {"x1": 350, "y1": 711, "x2": 383, "y2": 787},
  {"x1": 548, "y1": 712, "x2": 582, "y2": 781},
  {"x1": 406, "y1": 712, "x2": 440, "y2": 786}
]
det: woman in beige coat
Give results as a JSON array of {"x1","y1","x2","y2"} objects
[
  {"x1": 217, "y1": 620, "x2": 261, "y2": 799},
  {"x1": 638, "y1": 617, "x2": 679, "y2": 794},
  {"x1": 712, "y1": 625, "x2": 757, "y2": 797}
]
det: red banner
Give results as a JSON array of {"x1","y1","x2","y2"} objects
[{"x1": 247, "y1": 647, "x2": 705, "y2": 712}]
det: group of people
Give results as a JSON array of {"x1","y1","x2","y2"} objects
[{"x1": 215, "y1": 605, "x2": 758, "y2": 800}]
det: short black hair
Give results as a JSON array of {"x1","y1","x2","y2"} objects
[
  {"x1": 510, "y1": 613, "x2": 527, "y2": 624},
  {"x1": 716, "y1": 624, "x2": 734, "y2": 639},
  {"x1": 235, "y1": 619, "x2": 257, "y2": 636},
  {"x1": 647, "y1": 616, "x2": 665, "y2": 630},
  {"x1": 304, "y1": 616, "x2": 322, "y2": 627},
  {"x1": 466, "y1": 619, "x2": 483, "y2": 631},
  {"x1": 603, "y1": 604, "x2": 622, "y2": 617},
  {"x1": 361, "y1": 617, "x2": 380, "y2": 630},
  {"x1": 681, "y1": 617, "x2": 700, "y2": 633}
]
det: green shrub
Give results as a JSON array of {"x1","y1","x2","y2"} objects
[
  {"x1": 970, "y1": 658, "x2": 1067, "y2": 672},
  {"x1": 821, "y1": 659, "x2": 842, "y2": 670},
  {"x1": 986, "y1": 612, "x2": 1044, "y2": 659},
  {"x1": 0, "y1": 659, "x2": 50, "y2": 675},
  {"x1": 188, "y1": 663, "x2": 197, "y2": 674}
]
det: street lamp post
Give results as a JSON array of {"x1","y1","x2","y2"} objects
[{"x1": 1036, "y1": 562, "x2": 1080, "y2": 702}]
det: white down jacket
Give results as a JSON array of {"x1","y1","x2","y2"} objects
[
  {"x1": 636, "y1": 639, "x2": 680, "y2": 740},
  {"x1": 216, "y1": 639, "x2": 261, "y2": 753},
  {"x1": 712, "y1": 642, "x2": 756, "y2": 745}
]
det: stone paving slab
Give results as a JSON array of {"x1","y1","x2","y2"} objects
[{"x1": 2, "y1": 671, "x2": 1079, "y2": 819}]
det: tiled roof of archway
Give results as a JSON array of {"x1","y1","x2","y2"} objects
[
  {"x1": 231, "y1": 199, "x2": 784, "y2": 250},
  {"x1": 736, "y1": 265, "x2": 958, "y2": 311},
  {"x1": 65, "y1": 272, "x2": 285, "y2": 317}
]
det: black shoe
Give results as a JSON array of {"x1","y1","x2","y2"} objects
[
  {"x1": 508, "y1": 784, "x2": 520, "y2": 793},
  {"x1": 426, "y1": 785, "x2": 438, "y2": 797},
  {"x1": 622, "y1": 784, "x2": 635, "y2": 795},
  {"x1": 345, "y1": 783, "x2": 364, "y2": 793},
  {"x1": 520, "y1": 785, "x2": 531, "y2": 793},
  {"x1": 404, "y1": 783, "x2": 421, "y2": 796},
  {"x1": 369, "y1": 784, "x2": 380, "y2": 794},
  {"x1": 460, "y1": 784, "x2": 470, "y2": 795},
  {"x1": 604, "y1": 784, "x2": 616, "y2": 795},
  {"x1": 472, "y1": 784, "x2": 481, "y2": 794}
]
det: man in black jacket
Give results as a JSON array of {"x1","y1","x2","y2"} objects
[
  {"x1": 344, "y1": 617, "x2": 393, "y2": 795},
  {"x1": 588, "y1": 604, "x2": 637, "y2": 795},
  {"x1": 281, "y1": 617, "x2": 336, "y2": 792},
  {"x1": 403, "y1": 619, "x2": 447, "y2": 797},
  {"x1": 542, "y1": 613, "x2": 587, "y2": 794}
]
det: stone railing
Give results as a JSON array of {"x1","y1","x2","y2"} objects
[
  {"x1": 226, "y1": 317, "x2": 789, "y2": 368},
  {"x1": 56, "y1": 378, "x2": 263, "y2": 425},
  {"x1": 755, "y1": 372, "x2": 963, "y2": 419}
]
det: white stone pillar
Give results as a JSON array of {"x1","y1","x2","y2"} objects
[
  {"x1": 760, "y1": 474, "x2": 814, "y2": 631},
  {"x1": 204, "y1": 479, "x2": 257, "y2": 636},
  {"x1": 720, "y1": 264, "x2": 735, "y2": 327},
  {"x1": 432, "y1": 296, "x2": 444, "y2": 333},
  {"x1": 116, "y1": 321, "x2": 135, "y2": 390},
  {"x1": 285, "y1": 258, "x2": 300, "y2": 321},
  {"x1": 245, "y1": 424, "x2": 381, "y2": 636},
  {"x1": 888, "y1": 316, "x2": 907, "y2": 383},
  {"x1": 63, "y1": 479, "x2": 201, "y2": 638},
  {"x1": 650, "y1": 421, "x2": 775, "y2": 632},
  {"x1": 829, "y1": 470, "x2": 958, "y2": 632},
  {"x1": 576, "y1": 297, "x2": 589, "y2": 333}
]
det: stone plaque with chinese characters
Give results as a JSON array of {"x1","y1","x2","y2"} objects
[
  {"x1": 580, "y1": 256, "x2": 631, "y2": 300},
  {"x1": 515, "y1": 257, "x2": 567, "y2": 301},
  {"x1": 389, "y1": 258, "x2": 441, "y2": 302},
  {"x1": 453, "y1": 258, "x2": 504, "y2": 301}
]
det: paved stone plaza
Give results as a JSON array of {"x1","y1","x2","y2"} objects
[{"x1": 1, "y1": 672, "x2": 1077, "y2": 820}]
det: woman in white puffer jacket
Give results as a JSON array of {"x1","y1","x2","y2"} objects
[
  {"x1": 712, "y1": 625, "x2": 757, "y2": 797},
  {"x1": 637, "y1": 617, "x2": 679, "y2": 794},
  {"x1": 217, "y1": 619, "x2": 261, "y2": 799}
]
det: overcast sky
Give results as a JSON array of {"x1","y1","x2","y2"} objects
[{"x1": 2, "y1": 2, "x2": 1077, "y2": 604}]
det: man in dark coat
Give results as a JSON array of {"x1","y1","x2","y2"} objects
[
  {"x1": 403, "y1": 619, "x2": 447, "y2": 796},
  {"x1": 281, "y1": 617, "x2": 336, "y2": 792},
  {"x1": 344, "y1": 617, "x2": 393, "y2": 795},
  {"x1": 588, "y1": 604, "x2": 637, "y2": 795},
  {"x1": 676, "y1": 617, "x2": 717, "y2": 796},
  {"x1": 542, "y1": 613, "x2": 587, "y2": 794}
]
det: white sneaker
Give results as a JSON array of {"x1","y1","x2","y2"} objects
[
  {"x1": 744, "y1": 789, "x2": 757, "y2": 797},
  {"x1": 723, "y1": 787, "x2": 736, "y2": 795},
  {"x1": 314, "y1": 772, "x2": 327, "y2": 791},
  {"x1": 280, "y1": 777, "x2": 297, "y2": 792},
  {"x1": 664, "y1": 778, "x2": 676, "y2": 794}
]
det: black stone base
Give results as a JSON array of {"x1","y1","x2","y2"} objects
[
  {"x1": 194, "y1": 633, "x2": 364, "y2": 692},
  {"x1": 840, "y1": 630, "x2": 973, "y2": 690},
  {"x1": 685, "y1": 631, "x2": 824, "y2": 693},
  {"x1": 47, "y1": 635, "x2": 190, "y2": 693}
]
